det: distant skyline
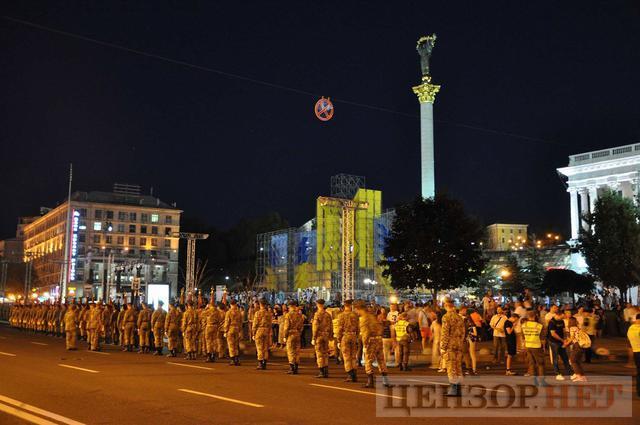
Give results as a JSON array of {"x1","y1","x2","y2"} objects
[{"x1": 2, "y1": 1, "x2": 639, "y2": 239}]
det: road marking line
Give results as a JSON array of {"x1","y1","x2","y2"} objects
[
  {"x1": 167, "y1": 362, "x2": 213, "y2": 371},
  {"x1": 0, "y1": 351, "x2": 17, "y2": 357},
  {"x1": 0, "y1": 394, "x2": 85, "y2": 425},
  {"x1": 0, "y1": 401, "x2": 58, "y2": 425},
  {"x1": 31, "y1": 342, "x2": 48, "y2": 346},
  {"x1": 58, "y1": 364, "x2": 99, "y2": 374},
  {"x1": 177, "y1": 389, "x2": 263, "y2": 408},
  {"x1": 310, "y1": 383, "x2": 405, "y2": 400},
  {"x1": 87, "y1": 350, "x2": 110, "y2": 355}
]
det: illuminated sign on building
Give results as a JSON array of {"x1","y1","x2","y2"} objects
[{"x1": 69, "y1": 210, "x2": 80, "y2": 282}]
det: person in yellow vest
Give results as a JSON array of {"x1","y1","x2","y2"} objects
[
  {"x1": 626, "y1": 313, "x2": 640, "y2": 397},
  {"x1": 64, "y1": 304, "x2": 79, "y2": 350},
  {"x1": 522, "y1": 310, "x2": 547, "y2": 387},
  {"x1": 137, "y1": 303, "x2": 152, "y2": 353},
  {"x1": 395, "y1": 312, "x2": 412, "y2": 371},
  {"x1": 252, "y1": 299, "x2": 273, "y2": 370},
  {"x1": 151, "y1": 301, "x2": 167, "y2": 355},
  {"x1": 164, "y1": 302, "x2": 181, "y2": 357},
  {"x1": 312, "y1": 299, "x2": 333, "y2": 378},
  {"x1": 336, "y1": 299, "x2": 360, "y2": 382}
]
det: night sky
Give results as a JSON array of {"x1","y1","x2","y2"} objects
[{"x1": 2, "y1": 1, "x2": 639, "y2": 239}]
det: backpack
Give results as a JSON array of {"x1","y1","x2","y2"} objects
[{"x1": 576, "y1": 329, "x2": 592, "y2": 348}]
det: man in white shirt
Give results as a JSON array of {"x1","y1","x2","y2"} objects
[
  {"x1": 514, "y1": 301, "x2": 528, "y2": 319},
  {"x1": 489, "y1": 307, "x2": 507, "y2": 364},
  {"x1": 482, "y1": 292, "x2": 492, "y2": 321},
  {"x1": 544, "y1": 305, "x2": 558, "y2": 326}
]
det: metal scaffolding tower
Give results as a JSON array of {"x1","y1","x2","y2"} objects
[
  {"x1": 317, "y1": 196, "x2": 368, "y2": 300},
  {"x1": 172, "y1": 232, "x2": 208, "y2": 300},
  {"x1": 330, "y1": 174, "x2": 365, "y2": 199}
]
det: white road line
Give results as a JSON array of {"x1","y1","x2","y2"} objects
[
  {"x1": 177, "y1": 389, "x2": 264, "y2": 408},
  {"x1": 31, "y1": 342, "x2": 48, "y2": 346},
  {"x1": 0, "y1": 351, "x2": 17, "y2": 357},
  {"x1": 0, "y1": 394, "x2": 85, "y2": 425},
  {"x1": 87, "y1": 350, "x2": 110, "y2": 355},
  {"x1": 167, "y1": 362, "x2": 214, "y2": 371},
  {"x1": 0, "y1": 401, "x2": 58, "y2": 425},
  {"x1": 310, "y1": 383, "x2": 405, "y2": 400},
  {"x1": 57, "y1": 364, "x2": 99, "y2": 374}
]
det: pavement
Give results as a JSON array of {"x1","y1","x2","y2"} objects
[{"x1": 0, "y1": 325, "x2": 638, "y2": 424}]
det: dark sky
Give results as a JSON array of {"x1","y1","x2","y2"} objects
[{"x1": 2, "y1": 1, "x2": 640, "y2": 239}]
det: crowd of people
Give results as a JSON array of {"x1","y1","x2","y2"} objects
[{"x1": 6, "y1": 290, "x2": 640, "y2": 397}]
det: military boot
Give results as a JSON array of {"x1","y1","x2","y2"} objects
[
  {"x1": 293, "y1": 363, "x2": 299, "y2": 374},
  {"x1": 363, "y1": 374, "x2": 375, "y2": 388},
  {"x1": 382, "y1": 372, "x2": 390, "y2": 387},
  {"x1": 261, "y1": 360, "x2": 267, "y2": 370},
  {"x1": 403, "y1": 363, "x2": 411, "y2": 372},
  {"x1": 399, "y1": 364, "x2": 404, "y2": 371},
  {"x1": 323, "y1": 366, "x2": 329, "y2": 378},
  {"x1": 287, "y1": 363, "x2": 295, "y2": 374},
  {"x1": 234, "y1": 356, "x2": 240, "y2": 366},
  {"x1": 344, "y1": 371, "x2": 352, "y2": 382},
  {"x1": 316, "y1": 368, "x2": 325, "y2": 378},
  {"x1": 351, "y1": 369, "x2": 358, "y2": 382},
  {"x1": 446, "y1": 384, "x2": 461, "y2": 397},
  {"x1": 256, "y1": 361, "x2": 263, "y2": 370}
]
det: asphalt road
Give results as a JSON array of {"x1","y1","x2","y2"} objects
[{"x1": 0, "y1": 325, "x2": 638, "y2": 425}]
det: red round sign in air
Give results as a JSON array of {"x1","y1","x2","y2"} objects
[{"x1": 315, "y1": 97, "x2": 334, "y2": 121}]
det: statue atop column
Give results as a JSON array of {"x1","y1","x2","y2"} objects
[{"x1": 416, "y1": 34, "x2": 437, "y2": 78}]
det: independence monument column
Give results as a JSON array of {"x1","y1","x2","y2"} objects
[{"x1": 412, "y1": 34, "x2": 440, "y2": 199}]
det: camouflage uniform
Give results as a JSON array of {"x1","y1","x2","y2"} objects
[
  {"x1": 283, "y1": 308, "x2": 304, "y2": 369},
  {"x1": 64, "y1": 306, "x2": 79, "y2": 350},
  {"x1": 336, "y1": 309, "x2": 360, "y2": 374},
  {"x1": 197, "y1": 307, "x2": 208, "y2": 356},
  {"x1": 440, "y1": 310, "x2": 466, "y2": 385},
  {"x1": 252, "y1": 307, "x2": 273, "y2": 365},
  {"x1": 359, "y1": 311, "x2": 388, "y2": 375},
  {"x1": 102, "y1": 305, "x2": 112, "y2": 344},
  {"x1": 151, "y1": 305, "x2": 167, "y2": 354},
  {"x1": 224, "y1": 306, "x2": 243, "y2": 362},
  {"x1": 137, "y1": 305, "x2": 152, "y2": 351},
  {"x1": 123, "y1": 306, "x2": 137, "y2": 350},
  {"x1": 88, "y1": 305, "x2": 103, "y2": 351},
  {"x1": 312, "y1": 309, "x2": 333, "y2": 368},
  {"x1": 164, "y1": 306, "x2": 181, "y2": 355},
  {"x1": 181, "y1": 306, "x2": 198, "y2": 358},
  {"x1": 205, "y1": 305, "x2": 224, "y2": 360}
]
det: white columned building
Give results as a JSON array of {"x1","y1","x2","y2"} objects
[{"x1": 557, "y1": 142, "x2": 640, "y2": 241}]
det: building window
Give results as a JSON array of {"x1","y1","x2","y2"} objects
[
  {"x1": 105, "y1": 235, "x2": 112, "y2": 244},
  {"x1": 140, "y1": 225, "x2": 147, "y2": 234},
  {"x1": 93, "y1": 235, "x2": 101, "y2": 244},
  {"x1": 95, "y1": 210, "x2": 103, "y2": 220},
  {"x1": 151, "y1": 214, "x2": 159, "y2": 223},
  {"x1": 129, "y1": 237, "x2": 135, "y2": 245},
  {"x1": 151, "y1": 238, "x2": 158, "y2": 247},
  {"x1": 518, "y1": 229, "x2": 522, "y2": 234},
  {"x1": 151, "y1": 226, "x2": 158, "y2": 235},
  {"x1": 117, "y1": 236, "x2": 124, "y2": 245},
  {"x1": 510, "y1": 229, "x2": 513, "y2": 233},
  {"x1": 93, "y1": 222, "x2": 102, "y2": 231},
  {"x1": 118, "y1": 212, "x2": 127, "y2": 221},
  {"x1": 130, "y1": 212, "x2": 137, "y2": 222},
  {"x1": 129, "y1": 224, "x2": 136, "y2": 233},
  {"x1": 501, "y1": 229, "x2": 504, "y2": 233},
  {"x1": 140, "y1": 237, "x2": 147, "y2": 246},
  {"x1": 164, "y1": 239, "x2": 171, "y2": 248},
  {"x1": 78, "y1": 208, "x2": 87, "y2": 217},
  {"x1": 141, "y1": 213, "x2": 149, "y2": 223},
  {"x1": 165, "y1": 216, "x2": 172, "y2": 224},
  {"x1": 117, "y1": 224, "x2": 125, "y2": 233},
  {"x1": 106, "y1": 210, "x2": 114, "y2": 219},
  {"x1": 165, "y1": 227, "x2": 172, "y2": 236}
]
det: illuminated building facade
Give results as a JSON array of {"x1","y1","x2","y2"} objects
[
  {"x1": 22, "y1": 185, "x2": 182, "y2": 300},
  {"x1": 485, "y1": 223, "x2": 529, "y2": 251}
]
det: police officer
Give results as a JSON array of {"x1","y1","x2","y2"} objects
[
  {"x1": 336, "y1": 299, "x2": 359, "y2": 382},
  {"x1": 252, "y1": 299, "x2": 273, "y2": 370},
  {"x1": 151, "y1": 301, "x2": 167, "y2": 355},
  {"x1": 224, "y1": 299, "x2": 243, "y2": 366},
  {"x1": 312, "y1": 299, "x2": 333, "y2": 378},
  {"x1": 355, "y1": 301, "x2": 389, "y2": 388},
  {"x1": 283, "y1": 300, "x2": 304, "y2": 375},
  {"x1": 440, "y1": 300, "x2": 465, "y2": 397}
]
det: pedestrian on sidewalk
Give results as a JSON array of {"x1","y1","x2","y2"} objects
[
  {"x1": 505, "y1": 312, "x2": 519, "y2": 375},
  {"x1": 626, "y1": 313, "x2": 640, "y2": 397},
  {"x1": 565, "y1": 317, "x2": 588, "y2": 382}
]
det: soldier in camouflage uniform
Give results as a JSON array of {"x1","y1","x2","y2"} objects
[
  {"x1": 204, "y1": 301, "x2": 224, "y2": 362},
  {"x1": 181, "y1": 302, "x2": 198, "y2": 360},
  {"x1": 283, "y1": 300, "x2": 304, "y2": 375},
  {"x1": 336, "y1": 299, "x2": 360, "y2": 382},
  {"x1": 164, "y1": 302, "x2": 181, "y2": 357},
  {"x1": 137, "y1": 303, "x2": 152, "y2": 353},
  {"x1": 355, "y1": 301, "x2": 389, "y2": 388},
  {"x1": 88, "y1": 302, "x2": 104, "y2": 351},
  {"x1": 151, "y1": 301, "x2": 167, "y2": 355},
  {"x1": 64, "y1": 304, "x2": 79, "y2": 350},
  {"x1": 252, "y1": 299, "x2": 273, "y2": 370},
  {"x1": 312, "y1": 299, "x2": 333, "y2": 378},
  {"x1": 224, "y1": 299, "x2": 243, "y2": 366},
  {"x1": 440, "y1": 300, "x2": 466, "y2": 397},
  {"x1": 122, "y1": 303, "x2": 137, "y2": 352}
]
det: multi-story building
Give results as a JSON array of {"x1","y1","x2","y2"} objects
[
  {"x1": 485, "y1": 223, "x2": 529, "y2": 251},
  {"x1": 22, "y1": 184, "x2": 182, "y2": 301}
]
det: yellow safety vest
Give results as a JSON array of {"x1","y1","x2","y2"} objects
[
  {"x1": 395, "y1": 320, "x2": 409, "y2": 341},
  {"x1": 522, "y1": 321, "x2": 542, "y2": 348},
  {"x1": 628, "y1": 324, "x2": 640, "y2": 353}
]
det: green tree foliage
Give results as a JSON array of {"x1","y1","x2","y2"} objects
[
  {"x1": 541, "y1": 268, "x2": 594, "y2": 298},
  {"x1": 380, "y1": 195, "x2": 486, "y2": 295},
  {"x1": 500, "y1": 255, "x2": 525, "y2": 296},
  {"x1": 580, "y1": 189, "x2": 640, "y2": 302},
  {"x1": 522, "y1": 246, "x2": 545, "y2": 293}
]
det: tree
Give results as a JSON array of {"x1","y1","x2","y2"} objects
[
  {"x1": 500, "y1": 255, "x2": 525, "y2": 297},
  {"x1": 380, "y1": 195, "x2": 486, "y2": 297},
  {"x1": 521, "y1": 246, "x2": 545, "y2": 294},
  {"x1": 580, "y1": 189, "x2": 640, "y2": 302},
  {"x1": 541, "y1": 268, "x2": 595, "y2": 300}
]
